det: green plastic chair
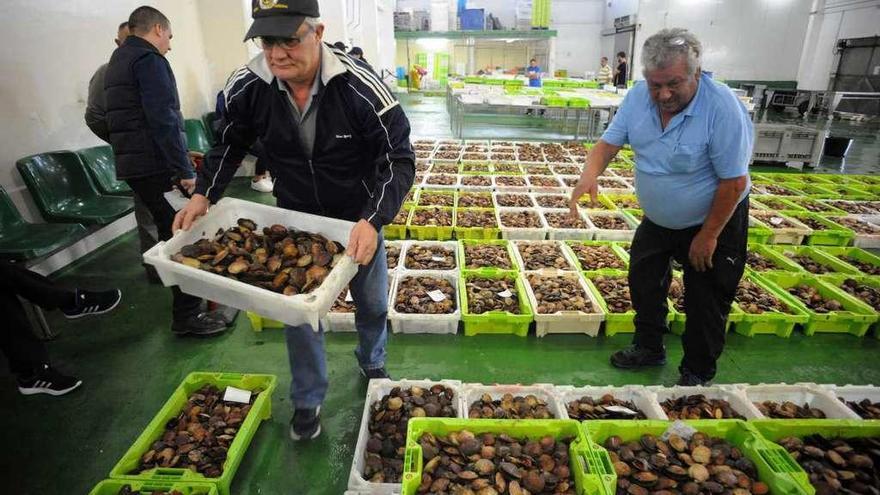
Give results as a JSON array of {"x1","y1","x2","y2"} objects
[
  {"x1": 0, "y1": 186, "x2": 87, "y2": 260},
  {"x1": 185, "y1": 118, "x2": 212, "y2": 154},
  {"x1": 15, "y1": 151, "x2": 134, "y2": 225},
  {"x1": 202, "y1": 111, "x2": 218, "y2": 145},
  {"x1": 75, "y1": 145, "x2": 132, "y2": 196}
]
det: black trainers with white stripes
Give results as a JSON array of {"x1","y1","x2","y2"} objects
[
  {"x1": 17, "y1": 365, "x2": 82, "y2": 396},
  {"x1": 61, "y1": 289, "x2": 122, "y2": 319}
]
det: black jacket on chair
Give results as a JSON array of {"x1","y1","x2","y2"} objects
[
  {"x1": 104, "y1": 36, "x2": 193, "y2": 180},
  {"x1": 195, "y1": 44, "x2": 415, "y2": 231}
]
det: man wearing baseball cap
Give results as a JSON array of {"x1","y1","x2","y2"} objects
[{"x1": 174, "y1": 0, "x2": 414, "y2": 441}]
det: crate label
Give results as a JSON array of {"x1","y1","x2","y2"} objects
[
  {"x1": 431, "y1": 256, "x2": 447, "y2": 262},
  {"x1": 223, "y1": 386, "x2": 252, "y2": 404},
  {"x1": 497, "y1": 289, "x2": 513, "y2": 298},
  {"x1": 427, "y1": 289, "x2": 447, "y2": 302},
  {"x1": 345, "y1": 290, "x2": 353, "y2": 302},
  {"x1": 604, "y1": 405, "x2": 639, "y2": 416},
  {"x1": 769, "y1": 216, "x2": 784, "y2": 226}
]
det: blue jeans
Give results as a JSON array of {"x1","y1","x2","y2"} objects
[{"x1": 284, "y1": 235, "x2": 388, "y2": 409}]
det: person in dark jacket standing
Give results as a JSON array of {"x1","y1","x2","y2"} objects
[
  {"x1": 86, "y1": 21, "x2": 160, "y2": 283},
  {"x1": 174, "y1": 0, "x2": 415, "y2": 441},
  {"x1": 614, "y1": 51, "x2": 628, "y2": 88},
  {"x1": 105, "y1": 6, "x2": 227, "y2": 337}
]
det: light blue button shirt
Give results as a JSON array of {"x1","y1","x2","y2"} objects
[{"x1": 601, "y1": 73, "x2": 753, "y2": 229}]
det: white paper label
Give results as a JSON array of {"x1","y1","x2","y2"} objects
[
  {"x1": 769, "y1": 217, "x2": 784, "y2": 226},
  {"x1": 497, "y1": 289, "x2": 513, "y2": 298},
  {"x1": 604, "y1": 405, "x2": 639, "y2": 416},
  {"x1": 431, "y1": 256, "x2": 447, "y2": 262},
  {"x1": 345, "y1": 290, "x2": 353, "y2": 302},
  {"x1": 223, "y1": 386, "x2": 252, "y2": 404},
  {"x1": 427, "y1": 289, "x2": 447, "y2": 302}
]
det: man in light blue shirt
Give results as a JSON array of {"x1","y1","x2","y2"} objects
[{"x1": 569, "y1": 28, "x2": 753, "y2": 386}]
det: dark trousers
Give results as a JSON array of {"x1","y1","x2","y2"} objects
[
  {"x1": 628, "y1": 198, "x2": 749, "y2": 380},
  {"x1": 126, "y1": 173, "x2": 201, "y2": 322},
  {"x1": 252, "y1": 140, "x2": 266, "y2": 176},
  {"x1": 0, "y1": 263, "x2": 73, "y2": 376}
]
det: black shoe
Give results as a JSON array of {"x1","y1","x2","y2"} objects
[
  {"x1": 610, "y1": 345, "x2": 667, "y2": 369},
  {"x1": 360, "y1": 367, "x2": 390, "y2": 380},
  {"x1": 17, "y1": 365, "x2": 82, "y2": 396},
  {"x1": 172, "y1": 312, "x2": 228, "y2": 336},
  {"x1": 676, "y1": 368, "x2": 712, "y2": 386},
  {"x1": 61, "y1": 289, "x2": 122, "y2": 319},
  {"x1": 206, "y1": 307, "x2": 238, "y2": 327},
  {"x1": 289, "y1": 407, "x2": 321, "y2": 441}
]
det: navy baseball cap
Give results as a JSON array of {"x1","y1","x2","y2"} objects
[{"x1": 244, "y1": 0, "x2": 320, "y2": 41}]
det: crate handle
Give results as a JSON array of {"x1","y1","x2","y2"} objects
[{"x1": 151, "y1": 468, "x2": 188, "y2": 479}]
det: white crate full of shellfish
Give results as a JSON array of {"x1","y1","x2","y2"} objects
[
  {"x1": 556, "y1": 385, "x2": 668, "y2": 420},
  {"x1": 646, "y1": 385, "x2": 765, "y2": 420},
  {"x1": 461, "y1": 383, "x2": 568, "y2": 420},
  {"x1": 735, "y1": 383, "x2": 861, "y2": 419},
  {"x1": 822, "y1": 384, "x2": 880, "y2": 420},
  {"x1": 142, "y1": 197, "x2": 359, "y2": 330},
  {"x1": 349, "y1": 378, "x2": 465, "y2": 494},
  {"x1": 387, "y1": 270, "x2": 460, "y2": 334},
  {"x1": 520, "y1": 270, "x2": 604, "y2": 337},
  {"x1": 398, "y1": 241, "x2": 460, "y2": 273}
]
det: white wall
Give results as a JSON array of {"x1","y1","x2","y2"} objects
[
  {"x1": 629, "y1": 0, "x2": 812, "y2": 82},
  {"x1": 198, "y1": 0, "x2": 251, "y2": 93},
  {"x1": 0, "y1": 0, "x2": 222, "y2": 221},
  {"x1": 552, "y1": 0, "x2": 604, "y2": 77},
  {"x1": 797, "y1": 0, "x2": 880, "y2": 90}
]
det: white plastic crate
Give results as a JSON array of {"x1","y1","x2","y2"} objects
[
  {"x1": 585, "y1": 211, "x2": 637, "y2": 241},
  {"x1": 321, "y1": 311, "x2": 357, "y2": 333},
  {"x1": 531, "y1": 192, "x2": 573, "y2": 210},
  {"x1": 511, "y1": 240, "x2": 578, "y2": 272},
  {"x1": 838, "y1": 215, "x2": 880, "y2": 248},
  {"x1": 526, "y1": 175, "x2": 566, "y2": 193},
  {"x1": 492, "y1": 191, "x2": 535, "y2": 209},
  {"x1": 541, "y1": 208, "x2": 596, "y2": 241},
  {"x1": 384, "y1": 240, "x2": 405, "y2": 273},
  {"x1": 648, "y1": 385, "x2": 764, "y2": 419},
  {"x1": 823, "y1": 384, "x2": 880, "y2": 419},
  {"x1": 348, "y1": 378, "x2": 464, "y2": 494},
  {"x1": 556, "y1": 385, "x2": 667, "y2": 420},
  {"x1": 422, "y1": 173, "x2": 461, "y2": 190},
  {"x1": 461, "y1": 383, "x2": 567, "y2": 419},
  {"x1": 398, "y1": 240, "x2": 459, "y2": 272},
  {"x1": 142, "y1": 197, "x2": 359, "y2": 330},
  {"x1": 749, "y1": 212, "x2": 813, "y2": 245},
  {"x1": 388, "y1": 271, "x2": 460, "y2": 334},
  {"x1": 737, "y1": 383, "x2": 861, "y2": 419},
  {"x1": 497, "y1": 207, "x2": 549, "y2": 240},
  {"x1": 521, "y1": 270, "x2": 604, "y2": 337},
  {"x1": 493, "y1": 176, "x2": 530, "y2": 193}
]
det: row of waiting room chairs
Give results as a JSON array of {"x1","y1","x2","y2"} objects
[{"x1": 0, "y1": 118, "x2": 218, "y2": 261}]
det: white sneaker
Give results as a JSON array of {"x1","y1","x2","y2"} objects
[{"x1": 251, "y1": 176, "x2": 274, "y2": 193}]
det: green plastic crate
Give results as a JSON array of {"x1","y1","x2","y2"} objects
[
  {"x1": 759, "y1": 272, "x2": 878, "y2": 336},
  {"x1": 583, "y1": 270, "x2": 675, "y2": 336},
  {"x1": 815, "y1": 246, "x2": 880, "y2": 276},
  {"x1": 777, "y1": 210, "x2": 854, "y2": 246},
  {"x1": 848, "y1": 174, "x2": 880, "y2": 186},
  {"x1": 457, "y1": 239, "x2": 519, "y2": 272},
  {"x1": 795, "y1": 174, "x2": 835, "y2": 186},
  {"x1": 752, "y1": 195, "x2": 803, "y2": 212},
  {"x1": 748, "y1": 219, "x2": 774, "y2": 244},
  {"x1": 541, "y1": 96, "x2": 569, "y2": 107},
  {"x1": 621, "y1": 209, "x2": 643, "y2": 225},
  {"x1": 767, "y1": 245, "x2": 862, "y2": 276},
  {"x1": 245, "y1": 311, "x2": 284, "y2": 332},
  {"x1": 563, "y1": 241, "x2": 629, "y2": 272},
  {"x1": 407, "y1": 206, "x2": 454, "y2": 240},
  {"x1": 750, "y1": 419, "x2": 880, "y2": 493},
  {"x1": 109, "y1": 372, "x2": 277, "y2": 495},
  {"x1": 459, "y1": 271, "x2": 533, "y2": 337},
  {"x1": 568, "y1": 97, "x2": 591, "y2": 109},
  {"x1": 385, "y1": 206, "x2": 413, "y2": 240},
  {"x1": 731, "y1": 272, "x2": 810, "y2": 338},
  {"x1": 89, "y1": 480, "x2": 218, "y2": 495},
  {"x1": 822, "y1": 184, "x2": 874, "y2": 200},
  {"x1": 797, "y1": 183, "x2": 838, "y2": 199},
  {"x1": 782, "y1": 196, "x2": 848, "y2": 215},
  {"x1": 818, "y1": 273, "x2": 880, "y2": 338},
  {"x1": 402, "y1": 417, "x2": 601, "y2": 495},
  {"x1": 753, "y1": 181, "x2": 808, "y2": 197},
  {"x1": 453, "y1": 207, "x2": 500, "y2": 240},
  {"x1": 580, "y1": 420, "x2": 812, "y2": 495},
  {"x1": 746, "y1": 244, "x2": 805, "y2": 275}
]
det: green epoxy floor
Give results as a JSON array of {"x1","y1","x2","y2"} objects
[{"x1": 3, "y1": 95, "x2": 880, "y2": 494}]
